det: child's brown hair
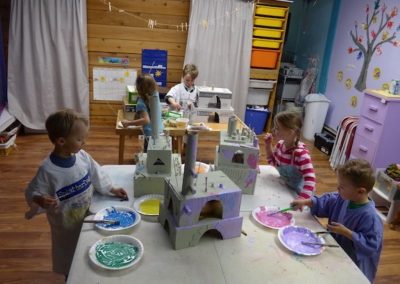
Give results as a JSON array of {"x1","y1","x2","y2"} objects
[
  {"x1": 337, "y1": 159, "x2": 375, "y2": 192},
  {"x1": 45, "y1": 109, "x2": 88, "y2": 143},
  {"x1": 182, "y1": 64, "x2": 199, "y2": 80},
  {"x1": 136, "y1": 73, "x2": 157, "y2": 105},
  {"x1": 274, "y1": 110, "x2": 303, "y2": 145}
]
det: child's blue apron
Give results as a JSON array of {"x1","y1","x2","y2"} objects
[{"x1": 276, "y1": 151, "x2": 304, "y2": 195}]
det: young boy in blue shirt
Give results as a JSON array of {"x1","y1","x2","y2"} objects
[{"x1": 291, "y1": 159, "x2": 383, "y2": 283}]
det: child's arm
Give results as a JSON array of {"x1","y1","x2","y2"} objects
[
  {"x1": 264, "y1": 133, "x2": 277, "y2": 166},
  {"x1": 110, "y1": 187, "x2": 128, "y2": 200},
  {"x1": 309, "y1": 193, "x2": 339, "y2": 218},
  {"x1": 328, "y1": 217, "x2": 383, "y2": 255},
  {"x1": 121, "y1": 111, "x2": 150, "y2": 128},
  {"x1": 290, "y1": 198, "x2": 313, "y2": 211},
  {"x1": 294, "y1": 150, "x2": 316, "y2": 199},
  {"x1": 165, "y1": 85, "x2": 181, "y2": 110}
]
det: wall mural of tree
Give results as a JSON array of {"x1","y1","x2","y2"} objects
[{"x1": 348, "y1": 0, "x2": 400, "y2": 91}]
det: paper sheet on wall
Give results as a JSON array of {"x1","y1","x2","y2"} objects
[{"x1": 93, "y1": 67, "x2": 137, "y2": 101}]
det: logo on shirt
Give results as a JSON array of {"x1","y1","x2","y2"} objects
[{"x1": 56, "y1": 173, "x2": 91, "y2": 201}]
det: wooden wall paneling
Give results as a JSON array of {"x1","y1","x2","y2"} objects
[{"x1": 87, "y1": 0, "x2": 190, "y2": 125}]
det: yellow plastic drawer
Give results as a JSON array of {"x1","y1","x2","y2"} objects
[
  {"x1": 253, "y1": 39, "x2": 282, "y2": 49},
  {"x1": 253, "y1": 28, "x2": 283, "y2": 39},
  {"x1": 255, "y1": 5, "x2": 287, "y2": 17},
  {"x1": 254, "y1": 17, "x2": 285, "y2": 28}
]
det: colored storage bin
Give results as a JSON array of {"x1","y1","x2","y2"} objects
[
  {"x1": 245, "y1": 108, "x2": 270, "y2": 135},
  {"x1": 254, "y1": 17, "x2": 285, "y2": 28},
  {"x1": 253, "y1": 28, "x2": 283, "y2": 39},
  {"x1": 255, "y1": 5, "x2": 287, "y2": 18},
  {"x1": 251, "y1": 49, "x2": 280, "y2": 69},
  {"x1": 253, "y1": 39, "x2": 281, "y2": 49}
]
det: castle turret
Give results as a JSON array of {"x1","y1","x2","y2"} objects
[
  {"x1": 150, "y1": 91, "x2": 161, "y2": 139},
  {"x1": 181, "y1": 132, "x2": 198, "y2": 196}
]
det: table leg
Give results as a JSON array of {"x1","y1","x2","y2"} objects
[
  {"x1": 118, "y1": 134, "x2": 126, "y2": 164},
  {"x1": 177, "y1": 136, "x2": 183, "y2": 155}
]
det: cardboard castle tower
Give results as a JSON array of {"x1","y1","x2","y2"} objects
[
  {"x1": 214, "y1": 116, "x2": 260, "y2": 195},
  {"x1": 133, "y1": 92, "x2": 182, "y2": 197},
  {"x1": 159, "y1": 131, "x2": 243, "y2": 250}
]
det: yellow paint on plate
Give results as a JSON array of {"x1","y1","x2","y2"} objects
[{"x1": 139, "y1": 199, "x2": 160, "y2": 215}]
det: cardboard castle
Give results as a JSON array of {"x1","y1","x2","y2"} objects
[
  {"x1": 159, "y1": 132, "x2": 243, "y2": 250},
  {"x1": 133, "y1": 92, "x2": 182, "y2": 197},
  {"x1": 214, "y1": 116, "x2": 260, "y2": 195}
]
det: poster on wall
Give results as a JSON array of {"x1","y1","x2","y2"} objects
[{"x1": 93, "y1": 67, "x2": 137, "y2": 101}]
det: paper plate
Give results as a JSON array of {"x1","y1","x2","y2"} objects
[
  {"x1": 134, "y1": 194, "x2": 164, "y2": 218},
  {"x1": 181, "y1": 162, "x2": 210, "y2": 174},
  {"x1": 278, "y1": 226, "x2": 325, "y2": 256},
  {"x1": 89, "y1": 235, "x2": 144, "y2": 270},
  {"x1": 252, "y1": 205, "x2": 295, "y2": 229},
  {"x1": 93, "y1": 206, "x2": 140, "y2": 233}
]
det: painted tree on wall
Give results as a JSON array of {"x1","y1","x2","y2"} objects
[{"x1": 348, "y1": 0, "x2": 399, "y2": 91}]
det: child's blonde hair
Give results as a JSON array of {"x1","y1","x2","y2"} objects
[
  {"x1": 45, "y1": 109, "x2": 88, "y2": 143},
  {"x1": 182, "y1": 64, "x2": 199, "y2": 80},
  {"x1": 337, "y1": 159, "x2": 375, "y2": 192},
  {"x1": 274, "y1": 110, "x2": 303, "y2": 145},
  {"x1": 136, "y1": 73, "x2": 157, "y2": 105}
]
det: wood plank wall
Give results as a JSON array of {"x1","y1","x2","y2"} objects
[{"x1": 87, "y1": 0, "x2": 190, "y2": 126}]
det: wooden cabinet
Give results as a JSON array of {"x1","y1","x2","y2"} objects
[
  {"x1": 249, "y1": 0, "x2": 290, "y2": 131},
  {"x1": 350, "y1": 89, "x2": 400, "y2": 170}
]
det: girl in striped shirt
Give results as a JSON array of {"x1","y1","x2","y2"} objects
[{"x1": 264, "y1": 111, "x2": 316, "y2": 199}]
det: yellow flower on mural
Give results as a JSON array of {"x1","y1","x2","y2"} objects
[
  {"x1": 124, "y1": 71, "x2": 130, "y2": 77},
  {"x1": 382, "y1": 31, "x2": 389, "y2": 41},
  {"x1": 337, "y1": 71, "x2": 344, "y2": 82},
  {"x1": 155, "y1": 70, "x2": 162, "y2": 77},
  {"x1": 382, "y1": 82, "x2": 390, "y2": 90},
  {"x1": 100, "y1": 76, "x2": 106, "y2": 82},
  {"x1": 373, "y1": 67, "x2": 381, "y2": 80},
  {"x1": 351, "y1": 96, "x2": 357, "y2": 107},
  {"x1": 345, "y1": 78, "x2": 352, "y2": 90}
]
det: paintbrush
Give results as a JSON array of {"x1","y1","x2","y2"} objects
[
  {"x1": 314, "y1": 231, "x2": 331, "y2": 235},
  {"x1": 83, "y1": 219, "x2": 120, "y2": 225},
  {"x1": 301, "y1": 241, "x2": 339, "y2": 248},
  {"x1": 267, "y1": 207, "x2": 293, "y2": 216}
]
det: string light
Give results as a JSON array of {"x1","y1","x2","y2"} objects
[{"x1": 97, "y1": 0, "x2": 253, "y2": 31}]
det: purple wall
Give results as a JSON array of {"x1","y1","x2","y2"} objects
[{"x1": 325, "y1": 0, "x2": 400, "y2": 129}]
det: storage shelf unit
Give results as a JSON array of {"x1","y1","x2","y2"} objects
[{"x1": 250, "y1": 0, "x2": 290, "y2": 131}]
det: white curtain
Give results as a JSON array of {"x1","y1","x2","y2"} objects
[
  {"x1": 185, "y1": 0, "x2": 253, "y2": 120},
  {"x1": 8, "y1": 0, "x2": 88, "y2": 130}
]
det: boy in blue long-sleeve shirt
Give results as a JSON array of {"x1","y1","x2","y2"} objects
[{"x1": 291, "y1": 159, "x2": 383, "y2": 283}]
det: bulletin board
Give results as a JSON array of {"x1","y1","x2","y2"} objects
[{"x1": 93, "y1": 67, "x2": 137, "y2": 101}]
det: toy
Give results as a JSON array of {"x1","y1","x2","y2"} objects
[
  {"x1": 214, "y1": 116, "x2": 260, "y2": 194},
  {"x1": 159, "y1": 131, "x2": 243, "y2": 250}
]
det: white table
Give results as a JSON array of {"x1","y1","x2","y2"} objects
[{"x1": 67, "y1": 165, "x2": 369, "y2": 284}]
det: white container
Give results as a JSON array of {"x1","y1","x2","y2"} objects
[
  {"x1": 249, "y1": 79, "x2": 276, "y2": 89},
  {"x1": 302, "y1": 93, "x2": 331, "y2": 141},
  {"x1": 247, "y1": 87, "x2": 271, "y2": 105}
]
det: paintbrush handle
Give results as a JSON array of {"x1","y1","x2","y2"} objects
[
  {"x1": 83, "y1": 219, "x2": 117, "y2": 224},
  {"x1": 268, "y1": 207, "x2": 293, "y2": 215},
  {"x1": 302, "y1": 242, "x2": 339, "y2": 248}
]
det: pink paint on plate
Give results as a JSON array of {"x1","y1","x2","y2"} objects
[{"x1": 255, "y1": 209, "x2": 293, "y2": 228}]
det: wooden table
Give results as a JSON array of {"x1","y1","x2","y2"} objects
[
  {"x1": 116, "y1": 110, "x2": 247, "y2": 164},
  {"x1": 67, "y1": 165, "x2": 369, "y2": 284}
]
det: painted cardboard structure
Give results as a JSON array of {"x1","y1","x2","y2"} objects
[
  {"x1": 133, "y1": 92, "x2": 182, "y2": 197},
  {"x1": 214, "y1": 116, "x2": 260, "y2": 195},
  {"x1": 159, "y1": 132, "x2": 243, "y2": 250}
]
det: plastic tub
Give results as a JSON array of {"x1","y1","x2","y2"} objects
[
  {"x1": 253, "y1": 39, "x2": 282, "y2": 49},
  {"x1": 254, "y1": 17, "x2": 285, "y2": 28},
  {"x1": 244, "y1": 108, "x2": 270, "y2": 135},
  {"x1": 251, "y1": 49, "x2": 280, "y2": 69},
  {"x1": 253, "y1": 28, "x2": 284, "y2": 39},
  {"x1": 255, "y1": 5, "x2": 287, "y2": 17}
]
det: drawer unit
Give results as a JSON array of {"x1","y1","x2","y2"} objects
[
  {"x1": 255, "y1": 5, "x2": 287, "y2": 18},
  {"x1": 254, "y1": 16, "x2": 285, "y2": 28},
  {"x1": 253, "y1": 27, "x2": 284, "y2": 39},
  {"x1": 351, "y1": 134, "x2": 378, "y2": 162},
  {"x1": 252, "y1": 38, "x2": 282, "y2": 49},
  {"x1": 356, "y1": 116, "x2": 383, "y2": 142},
  {"x1": 360, "y1": 93, "x2": 388, "y2": 124},
  {"x1": 251, "y1": 49, "x2": 279, "y2": 69},
  {"x1": 350, "y1": 90, "x2": 400, "y2": 170},
  {"x1": 249, "y1": 79, "x2": 276, "y2": 89}
]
